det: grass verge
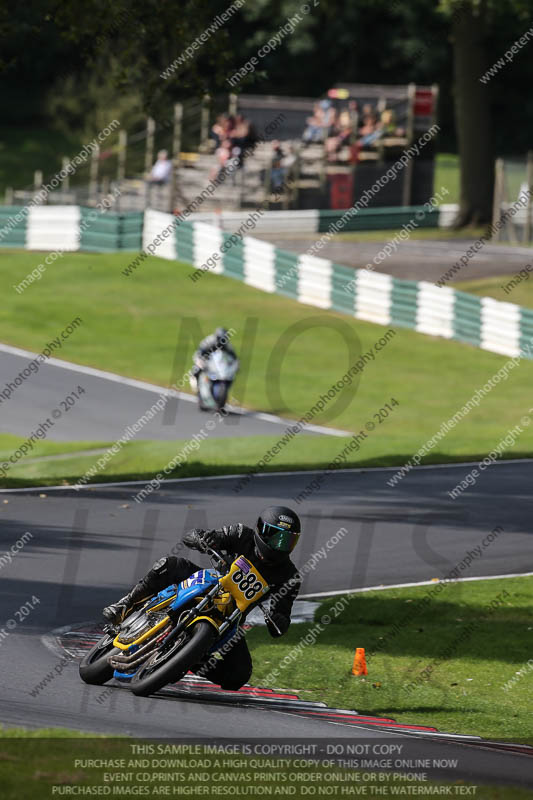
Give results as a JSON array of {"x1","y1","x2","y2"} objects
[
  {"x1": 456, "y1": 274, "x2": 533, "y2": 310},
  {"x1": 333, "y1": 225, "x2": 488, "y2": 243},
  {"x1": 0, "y1": 726, "x2": 529, "y2": 799},
  {"x1": 1, "y1": 251, "x2": 533, "y2": 485},
  {"x1": 1, "y1": 430, "x2": 533, "y2": 489},
  {"x1": 247, "y1": 576, "x2": 533, "y2": 741},
  {"x1": 1, "y1": 580, "x2": 532, "y2": 798}
]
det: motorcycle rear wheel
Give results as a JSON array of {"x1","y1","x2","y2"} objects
[{"x1": 130, "y1": 621, "x2": 217, "y2": 697}]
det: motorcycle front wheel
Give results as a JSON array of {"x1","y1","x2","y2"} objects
[
  {"x1": 79, "y1": 634, "x2": 121, "y2": 685},
  {"x1": 211, "y1": 380, "x2": 229, "y2": 410},
  {"x1": 130, "y1": 621, "x2": 217, "y2": 697}
]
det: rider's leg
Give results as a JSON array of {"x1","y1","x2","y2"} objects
[
  {"x1": 195, "y1": 629, "x2": 253, "y2": 691},
  {"x1": 103, "y1": 556, "x2": 200, "y2": 623}
]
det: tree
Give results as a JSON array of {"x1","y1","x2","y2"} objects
[
  {"x1": 50, "y1": 0, "x2": 242, "y2": 121},
  {"x1": 442, "y1": 0, "x2": 533, "y2": 225},
  {"x1": 3, "y1": 0, "x2": 533, "y2": 224},
  {"x1": 449, "y1": 1, "x2": 494, "y2": 225}
]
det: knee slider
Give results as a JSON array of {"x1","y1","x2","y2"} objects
[
  {"x1": 147, "y1": 555, "x2": 177, "y2": 581},
  {"x1": 150, "y1": 556, "x2": 171, "y2": 575}
]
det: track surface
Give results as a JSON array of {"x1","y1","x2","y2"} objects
[
  {"x1": 1, "y1": 465, "x2": 532, "y2": 785},
  {"x1": 258, "y1": 234, "x2": 533, "y2": 282},
  {"x1": 0, "y1": 349, "x2": 334, "y2": 442}
]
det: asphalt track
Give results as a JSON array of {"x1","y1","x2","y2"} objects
[
  {"x1": 0, "y1": 347, "x2": 344, "y2": 442},
  {"x1": 258, "y1": 234, "x2": 533, "y2": 282},
  {"x1": 1, "y1": 464, "x2": 533, "y2": 787}
]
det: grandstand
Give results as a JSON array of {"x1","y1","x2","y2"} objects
[{"x1": 3, "y1": 84, "x2": 438, "y2": 216}]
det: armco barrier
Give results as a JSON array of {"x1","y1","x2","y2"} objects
[
  {"x1": 80, "y1": 209, "x2": 143, "y2": 253},
  {"x1": 174, "y1": 209, "x2": 533, "y2": 360},
  {"x1": 1, "y1": 206, "x2": 143, "y2": 253},
  {"x1": 2, "y1": 203, "x2": 530, "y2": 360},
  {"x1": 0, "y1": 206, "x2": 28, "y2": 248},
  {"x1": 0, "y1": 202, "x2": 455, "y2": 253},
  {"x1": 317, "y1": 205, "x2": 440, "y2": 232},
  {"x1": 186, "y1": 204, "x2": 456, "y2": 233}
]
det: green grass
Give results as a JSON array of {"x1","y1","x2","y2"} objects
[
  {"x1": 332, "y1": 225, "x2": 488, "y2": 243},
  {"x1": 0, "y1": 726, "x2": 528, "y2": 799},
  {"x1": 434, "y1": 152, "x2": 460, "y2": 205},
  {"x1": 0, "y1": 726, "x2": 103, "y2": 738},
  {"x1": 1, "y1": 250, "x2": 533, "y2": 486},
  {"x1": 2, "y1": 430, "x2": 533, "y2": 488},
  {"x1": 3, "y1": 579, "x2": 531, "y2": 798},
  {"x1": 247, "y1": 576, "x2": 533, "y2": 741},
  {"x1": 0, "y1": 740, "x2": 516, "y2": 800},
  {"x1": 456, "y1": 274, "x2": 533, "y2": 310}
]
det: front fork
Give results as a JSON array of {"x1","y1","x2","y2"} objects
[{"x1": 164, "y1": 583, "x2": 239, "y2": 647}]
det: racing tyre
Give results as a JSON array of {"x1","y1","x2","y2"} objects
[
  {"x1": 130, "y1": 621, "x2": 217, "y2": 697},
  {"x1": 79, "y1": 634, "x2": 120, "y2": 685}
]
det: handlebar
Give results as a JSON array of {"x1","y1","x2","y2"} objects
[
  {"x1": 190, "y1": 539, "x2": 232, "y2": 571},
  {"x1": 185, "y1": 538, "x2": 280, "y2": 632}
]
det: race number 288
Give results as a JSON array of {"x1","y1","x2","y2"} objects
[{"x1": 232, "y1": 570, "x2": 263, "y2": 600}]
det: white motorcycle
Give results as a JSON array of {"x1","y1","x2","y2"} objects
[{"x1": 191, "y1": 350, "x2": 239, "y2": 411}]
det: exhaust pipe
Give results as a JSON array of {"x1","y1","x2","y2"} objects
[{"x1": 109, "y1": 632, "x2": 167, "y2": 670}]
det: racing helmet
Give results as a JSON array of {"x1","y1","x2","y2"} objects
[
  {"x1": 215, "y1": 327, "x2": 228, "y2": 346},
  {"x1": 255, "y1": 506, "x2": 301, "y2": 563}
]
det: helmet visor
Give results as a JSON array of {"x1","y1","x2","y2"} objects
[{"x1": 260, "y1": 521, "x2": 299, "y2": 553}]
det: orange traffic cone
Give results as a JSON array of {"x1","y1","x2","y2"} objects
[{"x1": 351, "y1": 647, "x2": 368, "y2": 676}]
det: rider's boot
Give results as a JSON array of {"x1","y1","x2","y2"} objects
[
  {"x1": 103, "y1": 556, "x2": 181, "y2": 624},
  {"x1": 102, "y1": 581, "x2": 150, "y2": 624}
]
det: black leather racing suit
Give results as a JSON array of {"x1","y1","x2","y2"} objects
[
  {"x1": 125, "y1": 524, "x2": 301, "y2": 690},
  {"x1": 195, "y1": 333, "x2": 237, "y2": 361},
  {"x1": 193, "y1": 334, "x2": 237, "y2": 379}
]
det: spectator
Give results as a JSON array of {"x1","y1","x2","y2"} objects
[
  {"x1": 302, "y1": 99, "x2": 337, "y2": 144},
  {"x1": 212, "y1": 138, "x2": 240, "y2": 183},
  {"x1": 320, "y1": 99, "x2": 336, "y2": 133},
  {"x1": 243, "y1": 119, "x2": 258, "y2": 152},
  {"x1": 358, "y1": 104, "x2": 375, "y2": 130},
  {"x1": 380, "y1": 108, "x2": 405, "y2": 137},
  {"x1": 358, "y1": 109, "x2": 382, "y2": 147},
  {"x1": 302, "y1": 102, "x2": 324, "y2": 144},
  {"x1": 230, "y1": 114, "x2": 250, "y2": 150},
  {"x1": 149, "y1": 150, "x2": 173, "y2": 184},
  {"x1": 210, "y1": 115, "x2": 228, "y2": 149},
  {"x1": 325, "y1": 109, "x2": 354, "y2": 161},
  {"x1": 225, "y1": 115, "x2": 236, "y2": 136},
  {"x1": 270, "y1": 140, "x2": 286, "y2": 192},
  {"x1": 380, "y1": 108, "x2": 396, "y2": 135},
  {"x1": 230, "y1": 114, "x2": 253, "y2": 168}
]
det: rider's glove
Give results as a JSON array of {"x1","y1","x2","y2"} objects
[
  {"x1": 201, "y1": 529, "x2": 220, "y2": 549},
  {"x1": 183, "y1": 528, "x2": 206, "y2": 551},
  {"x1": 267, "y1": 612, "x2": 290, "y2": 638}
]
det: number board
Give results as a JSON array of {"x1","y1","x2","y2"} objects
[{"x1": 219, "y1": 556, "x2": 269, "y2": 613}]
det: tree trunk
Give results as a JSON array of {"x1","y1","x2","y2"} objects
[{"x1": 452, "y1": 1, "x2": 494, "y2": 227}]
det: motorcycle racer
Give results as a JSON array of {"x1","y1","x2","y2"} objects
[
  {"x1": 102, "y1": 506, "x2": 302, "y2": 690},
  {"x1": 191, "y1": 327, "x2": 238, "y2": 385}
]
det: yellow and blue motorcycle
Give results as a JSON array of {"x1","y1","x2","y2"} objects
[{"x1": 79, "y1": 544, "x2": 274, "y2": 697}]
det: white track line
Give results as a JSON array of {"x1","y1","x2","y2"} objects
[
  {"x1": 1, "y1": 459, "x2": 532, "y2": 493},
  {"x1": 299, "y1": 571, "x2": 533, "y2": 599},
  {"x1": 0, "y1": 342, "x2": 349, "y2": 437}
]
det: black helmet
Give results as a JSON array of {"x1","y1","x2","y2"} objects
[
  {"x1": 255, "y1": 506, "x2": 301, "y2": 563},
  {"x1": 215, "y1": 327, "x2": 228, "y2": 345}
]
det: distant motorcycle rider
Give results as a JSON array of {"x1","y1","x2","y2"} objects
[
  {"x1": 191, "y1": 327, "x2": 238, "y2": 386},
  {"x1": 102, "y1": 506, "x2": 302, "y2": 691}
]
